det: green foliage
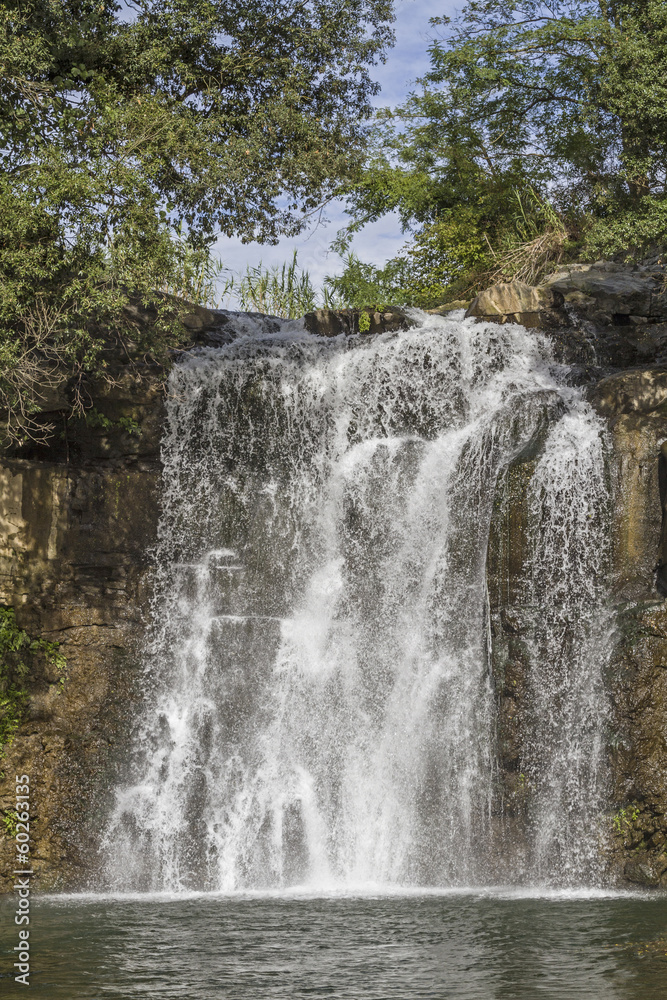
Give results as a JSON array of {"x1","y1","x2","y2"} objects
[
  {"x1": 398, "y1": 213, "x2": 490, "y2": 306},
  {"x1": 0, "y1": 0, "x2": 394, "y2": 444},
  {"x1": 228, "y1": 251, "x2": 317, "y2": 318},
  {"x1": 585, "y1": 198, "x2": 667, "y2": 262},
  {"x1": 84, "y1": 408, "x2": 114, "y2": 433},
  {"x1": 157, "y1": 229, "x2": 230, "y2": 309},
  {"x1": 613, "y1": 804, "x2": 641, "y2": 835},
  {"x1": 0, "y1": 607, "x2": 66, "y2": 754},
  {"x1": 82, "y1": 407, "x2": 141, "y2": 438},
  {"x1": 117, "y1": 416, "x2": 141, "y2": 438},
  {"x1": 323, "y1": 218, "x2": 490, "y2": 309},
  {"x1": 322, "y1": 253, "x2": 414, "y2": 307},
  {"x1": 357, "y1": 310, "x2": 371, "y2": 332},
  {"x1": 341, "y1": 0, "x2": 667, "y2": 303},
  {"x1": 2, "y1": 809, "x2": 17, "y2": 839}
]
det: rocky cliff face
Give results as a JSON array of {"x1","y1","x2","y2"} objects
[
  {"x1": 1, "y1": 280, "x2": 666, "y2": 890},
  {"x1": 472, "y1": 262, "x2": 667, "y2": 887},
  {"x1": 0, "y1": 366, "x2": 166, "y2": 891}
]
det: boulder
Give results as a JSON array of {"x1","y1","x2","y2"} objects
[
  {"x1": 427, "y1": 300, "x2": 471, "y2": 315},
  {"x1": 466, "y1": 280, "x2": 560, "y2": 324},
  {"x1": 543, "y1": 262, "x2": 661, "y2": 320},
  {"x1": 466, "y1": 261, "x2": 667, "y2": 336},
  {"x1": 304, "y1": 307, "x2": 410, "y2": 338},
  {"x1": 623, "y1": 858, "x2": 666, "y2": 888},
  {"x1": 303, "y1": 308, "x2": 348, "y2": 337},
  {"x1": 588, "y1": 368, "x2": 667, "y2": 417}
]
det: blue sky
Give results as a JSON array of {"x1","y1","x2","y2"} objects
[{"x1": 216, "y1": 1, "x2": 460, "y2": 302}]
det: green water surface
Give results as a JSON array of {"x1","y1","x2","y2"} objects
[{"x1": 1, "y1": 889, "x2": 666, "y2": 998}]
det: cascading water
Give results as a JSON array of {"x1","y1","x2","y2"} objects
[
  {"x1": 522, "y1": 403, "x2": 614, "y2": 884},
  {"x1": 101, "y1": 310, "x2": 614, "y2": 891}
]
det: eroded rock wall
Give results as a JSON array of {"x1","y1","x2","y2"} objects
[
  {"x1": 479, "y1": 272, "x2": 667, "y2": 887},
  {"x1": 0, "y1": 372, "x2": 164, "y2": 891},
  {"x1": 592, "y1": 376, "x2": 667, "y2": 886},
  {"x1": 486, "y1": 428, "x2": 667, "y2": 887}
]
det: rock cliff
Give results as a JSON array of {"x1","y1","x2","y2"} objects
[
  {"x1": 0, "y1": 295, "x2": 227, "y2": 890},
  {"x1": 471, "y1": 262, "x2": 667, "y2": 886},
  {"x1": 2, "y1": 278, "x2": 667, "y2": 889},
  {"x1": 0, "y1": 367, "x2": 166, "y2": 890}
]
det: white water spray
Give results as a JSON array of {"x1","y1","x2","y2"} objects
[
  {"x1": 523, "y1": 400, "x2": 614, "y2": 884},
  {"x1": 102, "y1": 311, "x2": 613, "y2": 891}
]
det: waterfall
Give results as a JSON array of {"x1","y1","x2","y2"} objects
[
  {"x1": 101, "y1": 310, "x2": 613, "y2": 891},
  {"x1": 522, "y1": 402, "x2": 614, "y2": 884}
]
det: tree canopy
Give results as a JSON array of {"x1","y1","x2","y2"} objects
[
  {"x1": 0, "y1": 0, "x2": 393, "y2": 443},
  {"x1": 340, "y1": 1, "x2": 667, "y2": 305}
]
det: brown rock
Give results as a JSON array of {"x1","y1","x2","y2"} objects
[
  {"x1": 303, "y1": 309, "x2": 348, "y2": 337},
  {"x1": 0, "y1": 377, "x2": 163, "y2": 892},
  {"x1": 466, "y1": 280, "x2": 559, "y2": 321},
  {"x1": 427, "y1": 300, "x2": 472, "y2": 315}
]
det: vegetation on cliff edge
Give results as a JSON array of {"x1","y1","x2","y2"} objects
[
  {"x1": 336, "y1": 1, "x2": 667, "y2": 307},
  {"x1": 0, "y1": 0, "x2": 394, "y2": 444}
]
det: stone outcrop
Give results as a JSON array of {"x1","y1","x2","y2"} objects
[
  {"x1": 467, "y1": 262, "x2": 667, "y2": 327},
  {"x1": 609, "y1": 601, "x2": 667, "y2": 886},
  {"x1": 590, "y1": 365, "x2": 667, "y2": 885},
  {"x1": 466, "y1": 280, "x2": 561, "y2": 327},
  {"x1": 467, "y1": 262, "x2": 667, "y2": 370}
]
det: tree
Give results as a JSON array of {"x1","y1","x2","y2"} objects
[
  {"x1": 341, "y1": 1, "x2": 667, "y2": 304},
  {"x1": 0, "y1": 0, "x2": 393, "y2": 444}
]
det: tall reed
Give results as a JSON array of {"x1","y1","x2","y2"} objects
[{"x1": 228, "y1": 251, "x2": 317, "y2": 318}]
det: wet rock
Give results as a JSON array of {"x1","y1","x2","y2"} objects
[
  {"x1": 303, "y1": 308, "x2": 348, "y2": 337},
  {"x1": 608, "y1": 601, "x2": 667, "y2": 883},
  {"x1": 470, "y1": 263, "x2": 667, "y2": 888},
  {"x1": 580, "y1": 400, "x2": 667, "y2": 898},
  {"x1": 500, "y1": 609, "x2": 525, "y2": 635},
  {"x1": 658, "y1": 443, "x2": 667, "y2": 596},
  {"x1": 623, "y1": 858, "x2": 665, "y2": 887},
  {"x1": 303, "y1": 307, "x2": 410, "y2": 338}
]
